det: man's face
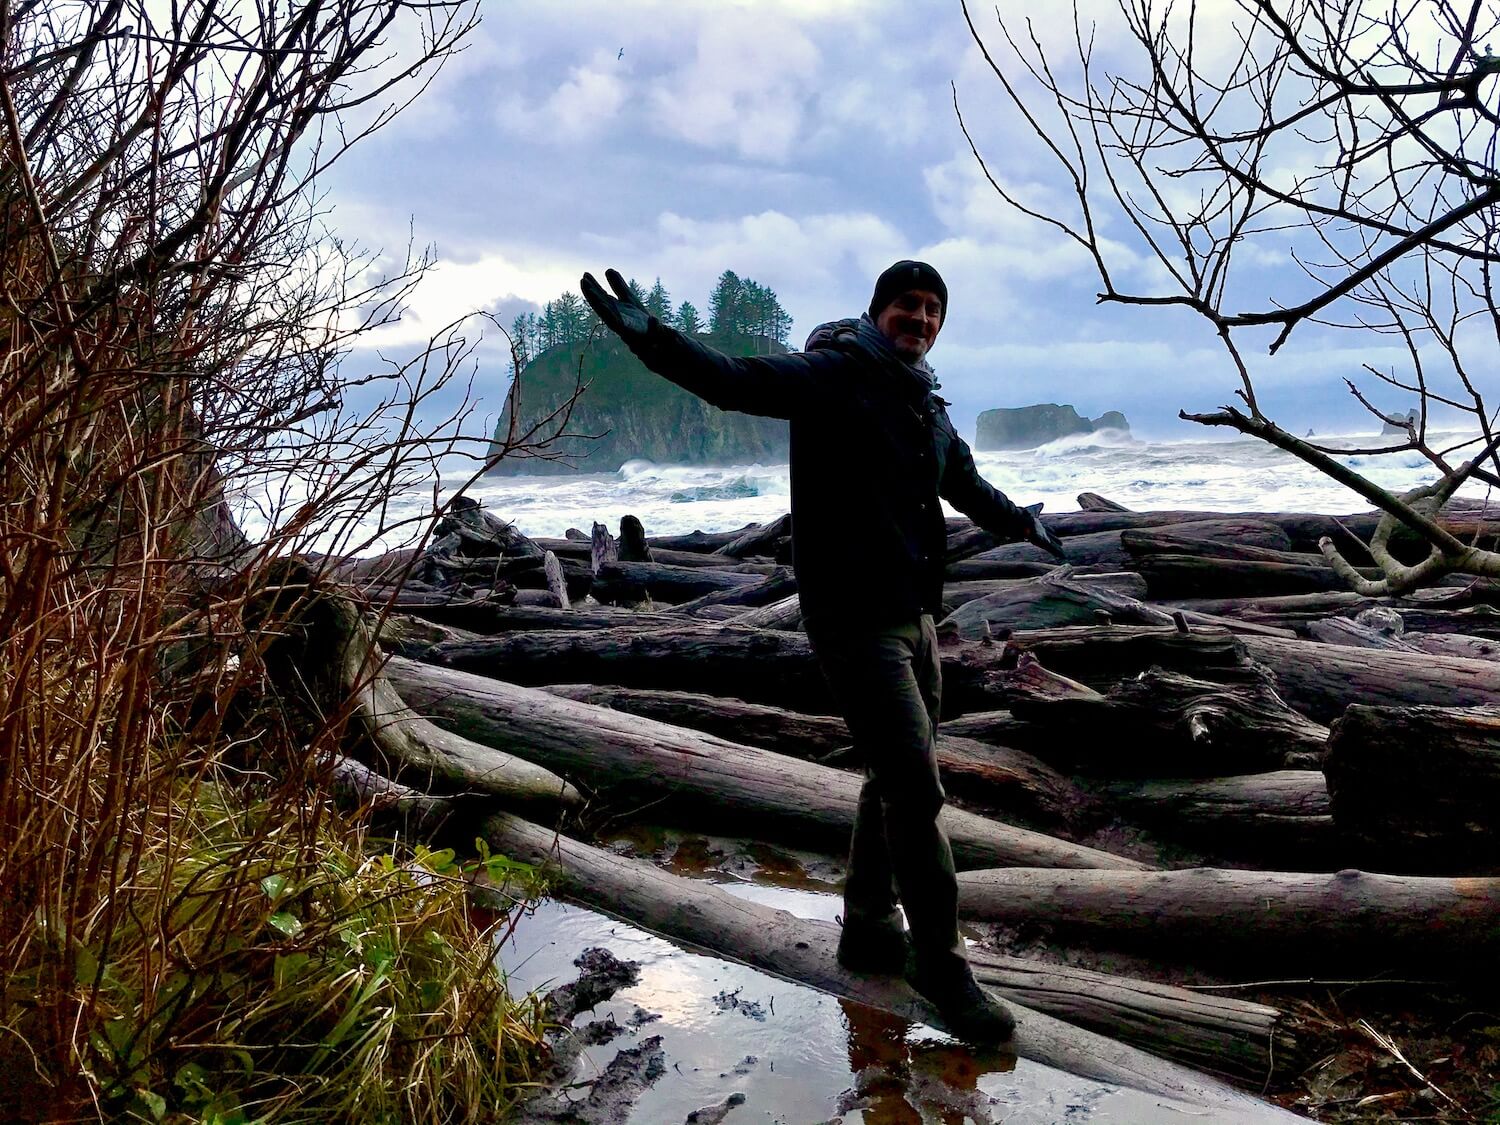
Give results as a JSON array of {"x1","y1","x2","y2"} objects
[{"x1": 874, "y1": 288, "x2": 943, "y2": 363}]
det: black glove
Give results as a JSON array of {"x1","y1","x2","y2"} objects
[
  {"x1": 581, "y1": 268, "x2": 652, "y2": 345},
  {"x1": 1026, "y1": 510, "x2": 1066, "y2": 561}
]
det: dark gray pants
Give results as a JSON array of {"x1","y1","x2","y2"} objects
[{"x1": 807, "y1": 614, "x2": 965, "y2": 975}]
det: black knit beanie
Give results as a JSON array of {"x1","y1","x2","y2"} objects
[{"x1": 869, "y1": 260, "x2": 947, "y2": 323}]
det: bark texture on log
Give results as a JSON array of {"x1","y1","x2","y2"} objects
[
  {"x1": 592, "y1": 560, "x2": 769, "y2": 606},
  {"x1": 672, "y1": 567, "x2": 797, "y2": 616},
  {"x1": 957, "y1": 866, "x2": 1500, "y2": 967},
  {"x1": 646, "y1": 525, "x2": 756, "y2": 553},
  {"x1": 535, "y1": 683, "x2": 1090, "y2": 827},
  {"x1": 1326, "y1": 703, "x2": 1500, "y2": 872},
  {"x1": 715, "y1": 512, "x2": 791, "y2": 559},
  {"x1": 1107, "y1": 772, "x2": 1335, "y2": 864},
  {"x1": 940, "y1": 572, "x2": 1168, "y2": 638},
  {"x1": 427, "y1": 621, "x2": 1248, "y2": 716},
  {"x1": 427, "y1": 622, "x2": 830, "y2": 711},
  {"x1": 391, "y1": 658, "x2": 1142, "y2": 870},
  {"x1": 734, "y1": 593, "x2": 804, "y2": 631},
  {"x1": 483, "y1": 814, "x2": 1301, "y2": 1105},
  {"x1": 982, "y1": 625, "x2": 1250, "y2": 690},
  {"x1": 1136, "y1": 555, "x2": 1370, "y2": 599},
  {"x1": 1242, "y1": 635, "x2": 1500, "y2": 722},
  {"x1": 1009, "y1": 668, "x2": 1329, "y2": 776}
]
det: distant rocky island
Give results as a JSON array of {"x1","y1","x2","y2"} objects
[
  {"x1": 974, "y1": 403, "x2": 1131, "y2": 451},
  {"x1": 485, "y1": 334, "x2": 790, "y2": 476},
  {"x1": 486, "y1": 271, "x2": 793, "y2": 476},
  {"x1": 1380, "y1": 408, "x2": 1419, "y2": 435}
]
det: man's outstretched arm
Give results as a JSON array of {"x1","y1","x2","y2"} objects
[
  {"x1": 581, "y1": 269, "x2": 836, "y2": 420},
  {"x1": 939, "y1": 430, "x2": 1066, "y2": 560}
]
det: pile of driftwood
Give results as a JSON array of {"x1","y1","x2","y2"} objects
[{"x1": 311, "y1": 492, "x2": 1500, "y2": 1118}]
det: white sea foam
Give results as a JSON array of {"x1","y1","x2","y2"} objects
[{"x1": 238, "y1": 429, "x2": 1500, "y2": 553}]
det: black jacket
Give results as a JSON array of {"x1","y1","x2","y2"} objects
[{"x1": 627, "y1": 315, "x2": 1038, "y2": 626}]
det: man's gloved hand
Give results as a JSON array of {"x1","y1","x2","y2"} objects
[
  {"x1": 581, "y1": 268, "x2": 652, "y2": 345},
  {"x1": 1026, "y1": 510, "x2": 1067, "y2": 561}
]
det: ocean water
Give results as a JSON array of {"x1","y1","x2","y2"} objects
[{"x1": 441, "y1": 428, "x2": 1497, "y2": 542}]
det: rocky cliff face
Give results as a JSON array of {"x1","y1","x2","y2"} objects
[
  {"x1": 974, "y1": 403, "x2": 1131, "y2": 451},
  {"x1": 485, "y1": 335, "x2": 789, "y2": 476}
]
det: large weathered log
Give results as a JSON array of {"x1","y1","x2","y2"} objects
[
  {"x1": 671, "y1": 567, "x2": 798, "y2": 616},
  {"x1": 427, "y1": 621, "x2": 1249, "y2": 716},
  {"x1": 940, "y1": 572, "x2": 1170, "y2": 639},
  {"x1": 591, "y1": 559, "x2": 768, "y2": 606},
  {"x1": 1107, "y1": 772, "x2": 1335, "y2": 863},
  {"x1": 1135, "y1": 555, "x2": 1371, "y2": 599},
  {"x1": 961, "y1": 519, "x2": 1295, "y2": 572},
  {"x1": 535, "y1": 683, "x2": 1090, "y2": 827},
  {"x1": 714, "y1": 512, "x2": 791, "y2": 559},
  {"x1": 428, "y1": 622, "x2": 833, "y2": 711},
  {"x1": 645, "y1": 524, "x2": 757, "y2": 553},
  {"x1": 944, "y1": 570, "x2": 1151, "y2": 610},
  {"x1": 733, "y1": 592, "x2": 803, "y2": 630},
  {"x1": 1008, "y1": 668, "x2": 1329, "y2": 776},
  {"x1": 963, "y1": 949, "x2": 1296, "y2": 1086},
  {"x1": 957, "y1": 866, "x2": 1500, "y2": 968},
  {"x1": 1326, "y1": 704, "x2": 1500, "y2": 872},
  {"x1": 1241, "y1": 634, "x2": 1500, "y2": 722},
  {"x1": 1164, "y1": 592, "x2": 1372, "y2": 625},
  {"x1": 994, "y1": 625, "x2": 1250, "y2": 688},
  {"x1": 949, "y1": 510, "x2": 1385, "y2": 562},
  {"x1": 1402, "y1": 631, "x2": 1500, "y2": 660},
  {"x1": 389, "y1": 658, "x2": 1142, "y2": 871},
  {"x1": 1123, "y1": 528, "x2": 1327, "y2": 566},
  {"x1": 483, "y1": 814, "x2": 1301, "y2": 1106},
  {"x1": 943, "y1": 557, "x2": 1056, "y2": 581}
]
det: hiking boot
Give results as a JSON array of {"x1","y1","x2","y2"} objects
[
  {"x1": 836, "y1": 916, "x2": 911, "y2": 976},
  {"x1": 911, "y1": 962, "x2": 1016, "y2": 1045}
]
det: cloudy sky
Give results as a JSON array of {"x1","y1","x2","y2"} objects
[{"x1": 324, "y1": 0, "x2": 1434, "y2": 447}]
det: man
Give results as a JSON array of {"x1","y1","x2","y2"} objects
[{"x1": 581, "y1": 260, "x2": 1065, "y2": 1044}]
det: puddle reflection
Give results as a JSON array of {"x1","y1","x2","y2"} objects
[{"x1": 496, "y1": 831, "x2": 1246, "y2": 1122}]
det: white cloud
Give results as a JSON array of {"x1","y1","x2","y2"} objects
[
  {"x1": 647, "y1": 10, "x2": 821, "y2": 162},
  {"x1": 497, "y1": 50, "x2": 628, "y2": 141}
]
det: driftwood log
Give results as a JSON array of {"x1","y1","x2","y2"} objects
[
  {"x1": 1326, "y1": 703, "x2": 1500, "y2": 872},
  {"x1": 537, "y1": 683, "x2": 1091, "y2": 827},
  {"x1": 482, "y1": 813, "x2": 1302, "y2": 1107},
  {"x1": 1241, "y1": 635, "x2": 1500, "y2": 722},
  {"x1": 672, "y1": 567, "x2": 798, "y2": 616},
  {"x1": 956, "y1": 866, "x2": 1500, "y2": 968},
  {"x1": 251, "y1": 566, "x2": 580, "y2": 812},
  {"x1": 1007, "y1": 668, "x2": 1329, "y2": 776},
  {"x1": 714, "y1": 511, "x2": 791, "y2": 559},
  {"x1": 1106, "y1": 772, "x2": 1335, "y2": 864},
  {"x1": 591, "y1": 560, "x2": 770, "y2": 606},
  {"x1": 388, "y1": 657, "x2": 1142, "y2": 871},
  {"x1": 939, "y1": 572, "x2": 1167, "y2": 638}
]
